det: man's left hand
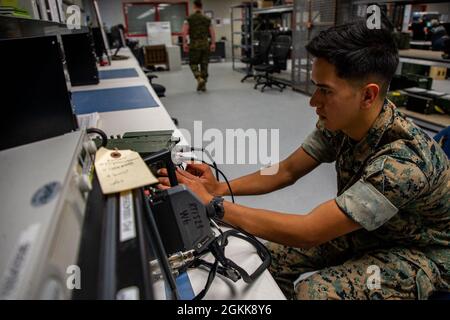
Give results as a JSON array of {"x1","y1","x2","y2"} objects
[
  {"x1": 158, "y1": 168, "x2": 214, "y2": 205},
  {"x1": 210, "y1": 44, "x2": 216, "y2": 52}
]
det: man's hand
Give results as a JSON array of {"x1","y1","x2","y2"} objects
[
  {"x1": 158, "y1": 162, "x2": 223, "y2": 195},
  {"x1": 158, "y1": 168, "x2": 213, "y2": 205},
  {"x1": 210, "y1": 43, "x2": 216, "y2": 52},
  {"x1": 183, "y1": 44, "x2": 189, "y2": 53}
]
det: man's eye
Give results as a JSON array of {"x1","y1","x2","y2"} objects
[{"x1": 319, "y1": 88, "x2": 330, "y2": 95}]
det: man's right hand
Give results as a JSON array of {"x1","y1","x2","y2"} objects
[
  {"x1": 183, "y1": 44, "x2": 189, "y2": 53},
  {"x1": 157, "y1": 162, "x2": 224, "y2": 196}
]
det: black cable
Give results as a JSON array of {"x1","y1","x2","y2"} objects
[
  {"x1": 187, "y1": 147, "x2": 220, "y2": 183},
  {"x1": 181, "y1": 147, "x2": 234, "y2": 202},
  {"x1": 213, "y1": 218, "x2": 271, "y2": 277},
  {"x1": 218, "y1": 230, "x2": 271, "y2": 283},
  {"x1": 188, "y1": 218, "x2": 271, "y2": 296},
  {"x1": 140, "y1": 189, "x2": 179, "y2": 300},
  {"x1": 192, "y1": 260, "x2": 218, "y2": 300},
  {"x1": 212, "y1": 161, "x2": 219, "y2": 181},
  {"x1": 214, "y1": 219, "x2": 259, "y2": 244},
  {"x1": 201, "y1": 160, "x2": 235, "y2": 204},
  {"x1": 86, "y1": 127, "x2": 108, "y2": 147}
]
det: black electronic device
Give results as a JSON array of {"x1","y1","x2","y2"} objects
[
  {"x1": 390, "y1": 75, "x2": 416, "y2": 91},
  {"x1": 390, "y1": 74, "x2": 433, "y2": 91},
  {"x1": 436, "y1": 94, "x2": 450, "y2": 114},
  {"x1": 0, "y1": 35, "x2": 78, "y2": 151},
  {"x1": 73, "y1": 176, "x2": 178, "y2": 300},
  {"x1": 62, "y1": 32, "x2": 99, "y2": 86},
  {"x1": 406, "y1": 73, "x2": 433, "y2": 90},
  {"x1": 144, "y1": 148, "x2": 213, "y2": 256},
  {"x1": 149, "y1": 185, "x2": 216, "y2": 255},
  {"x1": 139, "y1": 147, "x2": 271, "y2": 299},
  {"x1": 405, "y1": 92, "x2": 435, "y2": 114}
]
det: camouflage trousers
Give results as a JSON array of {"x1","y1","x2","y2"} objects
[
  {"x1": 189, "y1": 47, "x2": 209, "y2": 81},
  {"x1": 267, "y1": 236, "x2": 447, "y2": 300}
]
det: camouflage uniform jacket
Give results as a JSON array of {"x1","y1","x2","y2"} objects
[
  {"x1": 302, "y1": 100, "x2": 450, "y2": 274},
  {"x1": 187, "y1": 11, "x2": 211, "y2": 49}
]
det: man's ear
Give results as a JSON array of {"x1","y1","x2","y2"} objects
[{"x1": 360, "y1": 83, "x2": 380, "y2": 109}]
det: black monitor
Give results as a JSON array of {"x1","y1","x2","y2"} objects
[
  {"x1": 110, "y1": 24, "x2": 129, "y2": 60},
  {"x1": 91, "y1": 27, "x2": 108, "y2": 60},
  {"x1": 62, "y1": 32, "x2": 99, "y2": 86},
  {"x1": 0, "y1": 36, "x2": 78, "y2": 151},
  {"x1": 92, "y1": 0, "x2": 111, "y2": 65}
]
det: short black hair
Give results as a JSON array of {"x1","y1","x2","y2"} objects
[
  {"x1": 305, "y1": 20, "x2": 399, "y2": 97},
  {"x1": 194, "y1": 0, "x2": 203, "y2": 9}
]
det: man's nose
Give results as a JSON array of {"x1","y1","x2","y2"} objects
[{"x1": 309, "y1": 89, "x2": 321, "y2": 108}]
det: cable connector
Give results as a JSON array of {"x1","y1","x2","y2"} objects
[
  {"x1": 149, "y1": 249, "x2": 195, "y2": 280},
  {"x1": 168, "y1": 250, "x2": 196, "y2": 270},
  {"x1": 224, "y1": 268, "x2": 241, "y2": 282}
]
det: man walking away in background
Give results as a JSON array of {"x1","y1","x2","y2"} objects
[{"x1": 182, "y1": 0, "x2": 216, "y2": 92}]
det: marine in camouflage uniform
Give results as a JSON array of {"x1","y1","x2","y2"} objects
[
  {"x1": 268, "y1": 100, "x2": 450, "y2": 300},
  {"x1": 186, "y1": 10, "x2": 212, "y2": 91}
]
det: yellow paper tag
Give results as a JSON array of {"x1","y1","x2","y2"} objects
[{"x1": 94, "y1": 147, "x2": 158, "y2": 194}]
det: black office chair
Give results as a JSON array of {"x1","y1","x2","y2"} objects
[
  {"x1": 241, "y1": 32, "x2": 273, "y2": 83},
  {"x1": 411, "y1": 22, "x2": 427, "y2": 41},
  {"x1": 144, "y1": 71, "x2": 166, "y2": 98},
  {"x1": 253, "y1": 35, "x2": 291, "y2": 92},
  {"x1": 442, "y1": 36, "x2": 450, "y2": 59}
]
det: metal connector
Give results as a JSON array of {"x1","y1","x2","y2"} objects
[
  {"x1": 168, "y1": 250, "x2": 195, "y2": 270},
  {"x1": 149, "y1": 249, "x2": 196, "y2": 280}
]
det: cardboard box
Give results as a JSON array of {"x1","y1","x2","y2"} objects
[
  {"x1": 429, "y1": 66, "x2": 447, "y2": 80},
  {"x1": 258, "y1": 1, "x2": 273, "y2": 8}
]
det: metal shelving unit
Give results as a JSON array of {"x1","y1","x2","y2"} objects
[
  {"x1": 253, "y1": 4, "x2": 294, "y2": 87},
  {"x1": 252, "y1": 4, "x2": 294, "y2": 15},
  {"x1": 291, "y1": 0, "x2": 337, "y2": 95},
  {"x1": 231, "y1": 3, "x2": 255, "y2": 73}
]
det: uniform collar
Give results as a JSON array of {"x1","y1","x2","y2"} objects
[{"x1": 344, "y1": 100, "x2": 394, "y2": 171}]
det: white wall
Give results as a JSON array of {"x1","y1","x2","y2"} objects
[
  {"x1": 202, "y1": 0, "x2": 244, "y2": 41},
  {"x1": 95, "y1": 0, "x2": 243, "y2": 49}
]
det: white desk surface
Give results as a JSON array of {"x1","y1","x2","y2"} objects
[
  {"x1": 77, "y1": 48, "x2": 285, "y2": 300},
  {"x1": 153, "y1": 234, "x2": 286, "y2": 300},
  {"x1": 72, "y1": 49, "x2": 189, "y2": 147}
]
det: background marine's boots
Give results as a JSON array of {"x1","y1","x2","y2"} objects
[{"x1": 197, "y1": 77, "x2": 206, "y2": 92}]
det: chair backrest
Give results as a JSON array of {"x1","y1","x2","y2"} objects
[
  {"x1": 271, "y1": 35, "x2": 291, "y2": 70},
  {"x1": 254, "y1": 31, "x2": 273, "y2": 64},
  {"x1": 434, "y1": 126, "x2": 450, "y2": 158}
]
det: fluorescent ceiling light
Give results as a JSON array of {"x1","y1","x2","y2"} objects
[{"x1": 137, "y1": 9, "x2": 155, "y2": 20}]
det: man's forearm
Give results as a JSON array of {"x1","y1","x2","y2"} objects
[
  {"x1": 221, "y1": 199, "x2": 361, "y2": 249},
  {"x1": 216, "y1": 165, "x2": 294, "y2": 196},
  {"x1": 182, "y1": 23, "x2": 189, "y2": 46},
  {"x1": 209, "y1": 26, "x2": 216, "y2": 44},
  {"x1": 222, "y1": 201, "x2": 315, "y2": 248},
  {"x1": 217, "y1": 147, "x2": 319, "y2": 197}
]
